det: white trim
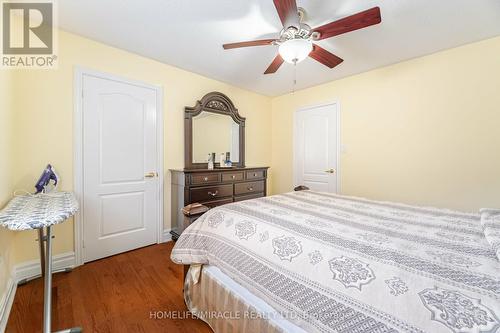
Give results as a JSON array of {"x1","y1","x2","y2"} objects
[
  {"x1": 0, "y1": 252, "x2": 75, "y2": 331},
  {"x1": 74, "y1": 67, "x2": 84, "y2": 267},
  {"x1": 13, "y1": 252, "x2": 76, "y2": 282},
  {"x1": 293, "y1": 101, "x2": 341, "y2": 194},
  {"x1": 162, "y1": 229, "x2": 172, "y2": 243},
  {"x1": 73, "y1": 66, "x2": 164, "y2": 266},
  {"x1": 0, "y1": 277, "x2": 15, "y2": 333},
  {"x1": 156, "y1": 86, "x2": 165, "y2": 247}
]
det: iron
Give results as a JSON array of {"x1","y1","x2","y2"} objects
[{"x1": 35, "y1": 164, "x2": 59, "y2": 194}]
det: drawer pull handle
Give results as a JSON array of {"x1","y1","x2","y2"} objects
[
  {"x1": 208, "y1": 191, "x2": 218, "y2": 197},
  {"x1": 203, "y1": 177, "x2": 209, "y2": 181},
  {"x1": 247, "y1": 187, "x2": 254, "y2": 191},
  {"x1": 231, "y1": 175, "x2": 235, "y2": 179},
  {"x1": 253, "y1": 173, "x2": 257, "y2": 177}
]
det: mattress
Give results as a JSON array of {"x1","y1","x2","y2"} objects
[
  {"x1": 185, "y1": 264, "x2": 306, "y2": 333},
  {"x1": 172, "y1": 191, "x2": 500, "y2": 333}
]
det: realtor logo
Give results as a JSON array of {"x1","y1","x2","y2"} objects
[{"x1": 1, "y1": 0, "x2": 57, "y2": 68}]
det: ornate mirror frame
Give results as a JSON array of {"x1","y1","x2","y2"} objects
[{"x1": 184, "y1": 92, "x2": 246, "y2": 169}]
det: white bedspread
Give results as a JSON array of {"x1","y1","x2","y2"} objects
[{"x1": 171, "y1": 191, "x2": 500, "y2": 333}]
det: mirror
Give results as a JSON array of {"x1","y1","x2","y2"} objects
[
  {"x1": 192, "y1": 112, "x2": 240, "y2": 163},
  {"x1": 185, "y1": 92, "x2": 245, "y2": 169}
]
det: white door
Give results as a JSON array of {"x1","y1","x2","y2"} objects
[
  {"x1": 294, "y1": 103, "x2": 339, "y2": 193},
  {"x1": 82, "y1": 74, "x2": 159, "y2": 262}
]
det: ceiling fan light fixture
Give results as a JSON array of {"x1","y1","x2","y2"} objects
[{"x1": 278, "y1": 39, "x2": 312, "y2": 64}]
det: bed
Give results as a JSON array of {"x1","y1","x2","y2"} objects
[{"x1": 171, "y1": 190, "x2": 500, "y2": 333}]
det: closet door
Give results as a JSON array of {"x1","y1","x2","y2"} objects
[
  {"x1": 82, "y1": 73, "x2": 159, "y2": 262},
  {"x1": 294, "y1": 103, "x2": 339, "y2": 193}
]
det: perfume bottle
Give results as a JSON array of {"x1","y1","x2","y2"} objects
[
  {"x1": 208, "y1": 153, "x2": 215, "y2": 170},
  {"x1": 225, "y1": 152, "x2": 232, "y2": 167},
  {"x1": 220, "y1": 153, "x2": 225, "y2": 167}
]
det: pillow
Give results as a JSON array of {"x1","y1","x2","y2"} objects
[{"x1": 480, "y1": 208, "x2": 500, "y2": 261}]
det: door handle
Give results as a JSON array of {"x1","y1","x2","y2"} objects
[
  {"x1": 145, "y1": 172, "x2": 157, "y2": 178},
  {"x1": 324, "y1": 169, "x2": 335, "y2": 174}
]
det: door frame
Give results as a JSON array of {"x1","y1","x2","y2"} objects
[
  {"x1": 293, "y1": 101, "x2": 341, "y2": 193},
  {"x1": 73, "y1": 67, "x2": 164, "y2": 266}
]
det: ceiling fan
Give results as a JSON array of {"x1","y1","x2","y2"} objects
[{"x1": 223, "y1": 0, "x2": 381, "y2": 74}]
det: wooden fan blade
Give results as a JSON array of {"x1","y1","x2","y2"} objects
[
  {"x1": 223, "y1": 39, "x2": 276, "y2": 50},
  {"x1": 314, "y1": 7, "x2": 381, "y2": 40},
  {"x1": 309, "y1": 44, "x2": 343, "y2": 68},
  {"x1": 264, "y1": 54, "x2": 284, "y2": 74},
  {"x1": 273, "y1": 0, "x2": 300, "y2": 28}
]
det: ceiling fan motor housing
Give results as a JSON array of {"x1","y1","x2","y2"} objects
[
  {"x1": 278, "y1": 23, "x2": 313, "y2": 45},
  {"x1": 277, "y1": 7, "x2": 319, "y2": 45}
]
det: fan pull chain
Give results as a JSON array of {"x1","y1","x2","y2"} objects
[{"x1": 292, "y1": 60, "x2": 297, "y2": 94}]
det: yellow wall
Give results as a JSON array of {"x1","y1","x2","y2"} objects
[
  {"x1": 10, "y1": 29, "x2": 272, "y2": 263},
  {"x1": 0, "y1": 70, "x2": 16, "y2": 304},
  {"x1": 271, "y1": 36, "x2": 500, "y2": 212}
]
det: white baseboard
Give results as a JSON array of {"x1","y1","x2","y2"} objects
[
  {"x1": 162, "y1": 229, "x2": 172, "y2": 243},
  {"x1": 14, "y1": 252, "x2": 76, "y2": 283},
  {"x1": 0, "y1": 251, "x2": 75, "y2": 331},
  {"x1": 0, "y1": 277, "x2": 16, "y2": 333}
]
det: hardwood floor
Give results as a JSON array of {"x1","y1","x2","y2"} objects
[{"x1": 6, "y1": 242, "x2": 212, "y2": 333}]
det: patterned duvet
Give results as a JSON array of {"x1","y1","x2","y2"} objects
[{"x1": 171, "y1": 191, "x2": 500, "y2": 333}]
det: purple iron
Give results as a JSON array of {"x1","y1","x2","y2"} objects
[{"x1": 35, "y1": 164, "x2": 59, "y2": 194}]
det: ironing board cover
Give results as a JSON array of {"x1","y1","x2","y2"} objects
[{"x1": 0, "y1": 192, "x2": 78, "y2": 231}]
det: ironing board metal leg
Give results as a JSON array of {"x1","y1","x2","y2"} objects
[
  {"x1": 43, "y1": 226, "x2": 52, "y2": 333},
  {"x1": 41, "y1": 226, "x2": 83, "y2": 333},
  {"x1": 38, "y1": 228, "x2": 46, "y2": 277}
]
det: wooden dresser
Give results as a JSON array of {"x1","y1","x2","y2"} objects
[{"x1": 170, "y1": 167, "x2": 269, "y2": 240}]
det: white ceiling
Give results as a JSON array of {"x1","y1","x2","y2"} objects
[{"x1": 58, "y1": 0, "x2": 500, "y2": 96}]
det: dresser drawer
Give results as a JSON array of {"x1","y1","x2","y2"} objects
[
  {"x1": 190, "y1": 184, "x2": 233, "y2": 202},
  {"x1": 191, "y1": 173, "x2": 220, "y2": 185},
  {"x1": 235, "y1": 181, "x2": 265, "y2": 195},
  {"x1": 234, "y1": 193, "x2": 264, "y2": 202},
  {"x1": 246, "y1": 170, "x2": 265, "y2": 180},
  {"x1": 221, "y1": 172, "x2": 244, "y2": 182},
  {"x1": 201, "y1": 198, "x2": 233, "y2": 208}
]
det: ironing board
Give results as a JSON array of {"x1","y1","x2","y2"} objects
[{"x1": 0, "y1": 192, "x2": 81, "y2": 333}]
